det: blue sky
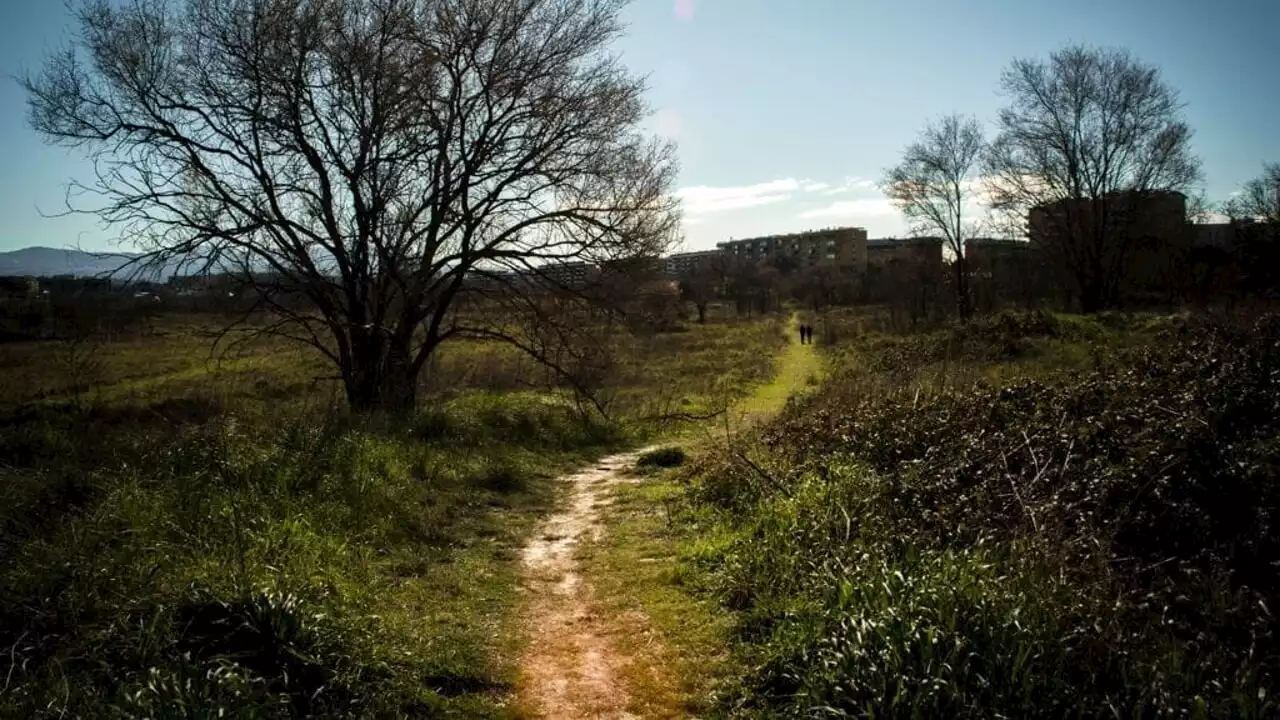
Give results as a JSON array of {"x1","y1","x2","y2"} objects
[{"x1": 1, "y1": 0, "x2": 1277, "y2": 254}]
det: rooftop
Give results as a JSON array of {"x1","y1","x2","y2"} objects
[
  {"x1": 867, "y1": 237, "x2": 943, "y2": 247},
  {"x1": 720, "y1": 226, "x2": 866, "y2": 245},
  {"x1": 966, "y1": 237, "x2": 1030, "y2": 246}
]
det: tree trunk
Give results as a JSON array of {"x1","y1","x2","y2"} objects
[
  {"x1": 344, "y1": 332, "x2": 417, "y2": 414},
  {"x1": 696, "y1": 301, "x2": 707, "y2": 324},
  {"x1": 1078, "y1": 281, "x2": 1106, "y2": 314},
  {"x1": 955, "y1": 258, "x2": 972, "y2": 322}
]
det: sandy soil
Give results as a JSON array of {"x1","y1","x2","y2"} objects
[{"x1": 516, "y1": 448, "x2": 658, "y2": 719}]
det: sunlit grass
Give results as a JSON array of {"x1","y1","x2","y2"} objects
[
  {"x1": 733, "y1": 313, "x2": 823, "y2": 423},
  {"x1": 0, "y1": 307, "x2": 789, "y2": 717}
]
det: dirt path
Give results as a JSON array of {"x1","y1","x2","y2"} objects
[
  {"x1": 516, "y1": 447, "x2": 658, "y2": 719},
  {"x1": 515, "y1": 316, "x2": 820, "y2": 718}
]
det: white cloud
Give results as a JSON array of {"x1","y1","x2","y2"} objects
[
  {"x1": 654, "y1": 108, "x2": 683, "y2": 138},
  {"x1": 678, "y1": 178, "x2": 802, "y2": 215},
  {"x1": 799, "y1": 197, "x2": 898, "y2": 220},
  {"x1": 818, "y1": 177, "x2": 878, "y2": 195},
  {"x1": 678, "y1": 174, "x2": 924, "y2": 224}
]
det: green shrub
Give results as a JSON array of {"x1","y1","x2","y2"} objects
[{"x1": 684, "y1": 313, "x2": 1280, "y2": 718}]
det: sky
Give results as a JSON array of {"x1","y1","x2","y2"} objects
[{"x1": 0, "y1": 0, "x2": 1277, "y2": 254}]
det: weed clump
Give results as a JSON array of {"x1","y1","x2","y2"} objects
[{"x1": 638, "y1": 446, "x2": 687, "y2": 469}]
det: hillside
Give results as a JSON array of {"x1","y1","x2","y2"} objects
[{"x1": 0, "y1": 246, "x2": 139, "y2": 278}]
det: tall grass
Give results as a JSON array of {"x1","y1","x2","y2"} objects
[
  {"x1": 0, "y1": 309, "x2": 788, "y2": 717},
  {"x1": 0, "y1": 392, "x2": 628, "y2": 717},
  {"x1": 677, "y1": 311, "x2": 1280, "y2": 718}
]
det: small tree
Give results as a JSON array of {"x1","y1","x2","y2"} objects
[
  {"x1": 1225, "y1": 163, "x2": 1280, "y2": 224},
  {"x1": 882, "y1": 114, "x2": 986, "y2": 321},
  {"x1": 677, "y1": 253, "x2": 727, "y2": 324},
  {"x1": 984, "y1": 45, "x2": 1201, "y2": 313},
  {"x1": 25, "y1": 0, "x2": 679, "y2": 413},
  {"x1": 1224, "y1": 163, "x2": 1280, "y2": 301}
]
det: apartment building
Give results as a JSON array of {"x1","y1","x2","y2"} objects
[
  {"x1": 537, "y1": 261, "x2": 593, "y2": 289},
  {"x1": 1028, "y1": 190, "x2": 1190, "y2": 253},
  {"x1": 717, "y1": 227, "x2": 869, "y2": 270},
  {"x1": 964, "y1": 238, "x2": 1032, "y2": 273},
  {"x1": 866, "y1": 237, "x2": 944, "y2": 278},
  {"x1": 1029, "y1": 190, "x2": 1192, "y2": 304},
  {"x1": 663, "y1": 249, "x2": 723, "y2": 277}
]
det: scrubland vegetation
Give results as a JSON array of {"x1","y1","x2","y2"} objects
[
  {"x1": 648, "y1": 308, "x2": 1280, "y2": 718},
  {"x1": 0, "y1": 308, "x2": 783, "y2": 717},
  {"x1": 7, "y1": 296, "x2": 1280, "y2": 719}
]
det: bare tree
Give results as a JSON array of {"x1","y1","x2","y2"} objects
[
  {"x1": 1225, "y1": 163, "x2": 1280, "y2": 224},
  {"x1": 882, "y1": 114, "x2": 986, "y2": 321},
  {"x1": 677, "y1": 253, "x2": 728, "y2": 324},
  {"x1": 24, "y1": 0, "x2": 679, "y2": 413},
  {"x1": 984, "y1": 45, "x2": 1201, "y2": 313},
  {"x1": 1184, "y1": 189, "x2": 1217, "y2": 225},
  {"x1": 1223, "y1": 163, "x2": 1280, "y2": 301}
]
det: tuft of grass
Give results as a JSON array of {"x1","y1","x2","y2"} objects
[{"x1": 637, "y1": 446, "x2": 687, "y2": 469}]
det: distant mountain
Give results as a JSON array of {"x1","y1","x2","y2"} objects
[{"x1": 0, "y1": 247, "x2": 144, "y2": 278}]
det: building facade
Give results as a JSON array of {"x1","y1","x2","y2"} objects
[
  {"x1": 866, "y1": 237, "x2": 944, "y2": 277},
  {"x1": 717, "y1": 227, "x2": 869, "y2": 271},
  {"x1": 663, "y1": 250, "x2": 722, "y2": 277},
  {"x1": 1028, "y1": 190, "x2": 1191, "y2": 307},
  {"x1": 1028, "y1": 190, "x2": 1189, "y2": 252},
  {"x1": 964, "y1": 238, "x2": 1032, "y2": 273},
  {"x1": 965, "y1": 238, "x2": 1044, "y2": 310}
]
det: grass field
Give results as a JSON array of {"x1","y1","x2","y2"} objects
[
  {"x1": 574, "y1": 313, "x2": 823, "y2": 713},
  {"x1": 630, "y1": 307, "x2": 1280, "y2": 718},
  {"x1": 0, "y1": 304, "x2": 786, "y2": 717},
  {"x1": 18, "y1": 301, "x2": 1271, "y2": 718}
]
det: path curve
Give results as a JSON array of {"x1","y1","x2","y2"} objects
[
  {"x1": 516, "y1": 447, "x2": 657, "y2": 719},
  {"x1": 515, "y1": 315, "x2": 820, "y2": 717}
]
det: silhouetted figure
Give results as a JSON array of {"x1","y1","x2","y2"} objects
[{"x1": 798, "y1": 324, "x2": 806, "y2": 344}]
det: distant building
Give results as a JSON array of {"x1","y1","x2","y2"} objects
[
  {"x1": 718, "y1": 227, "x2": 868, "y2": 271},
  {"x1": 663, "y1": 250, "x2": 722, "y2": 277},
  {"x1": 538, "y1": 261, "x2": 593, "y2": 289},
  {"x1": 866, "y1": 237, "x2": 944, "y2": 277},
  {"x1": 965, "y1": 238, "x2": 1044, "y2": 310},
  {"x1": 1192, "y1": 222, "x2": 1235, "y2": 250},
  {"x1": 964, "y1": 238, "x2": 1032, "y2": 274},
  {"x1": 1028, "y1": 190, "x2": 1188, "y2": 252},
  {"x1": 1028, "y1": 190, "x2": 1191, "y2": 306}
]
